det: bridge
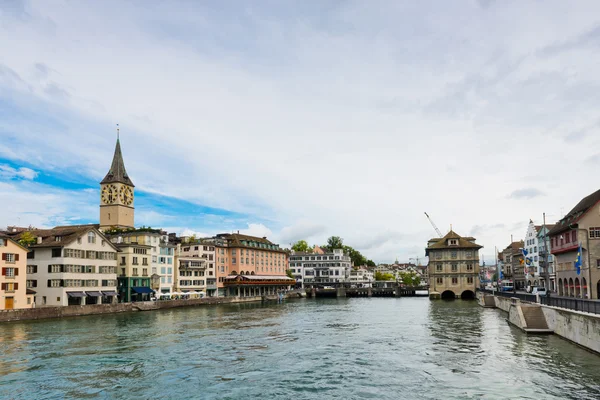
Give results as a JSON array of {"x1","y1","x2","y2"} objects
[{"x1": 305, "y1": 282, "x2": 429, "y2": 298}]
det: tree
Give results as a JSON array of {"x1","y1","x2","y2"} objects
[
  {"x1": 18, "y1": 231, "x2": 37, "y2": 247},
  {"x1": 375, "y1": 271, "x2": 395, "y2": 281},
  {"x1": 366, "y1": 260, "x2": 376, "y2": 267},
  {"x1": 326, "y1": 236, "x2": 344, "y2": 250},
  {"x1": 398, "y1": 271, "x2": 421, "y2": 286},
  {"x1": 291, "y1": 240, "x2": 312, "y2": 253},
  {"x1": 286, "y1": 269, "x2": 294, "y2": 279},
  {"x1": 492, "y1": 273, "x2": 498, "y2": 282}
]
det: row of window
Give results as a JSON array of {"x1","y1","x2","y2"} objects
[
  {"x1": 289, "y1": 256, "x2": 343, "y2": 261},
  {"x1": 289, "y1": 263, "x2": 349, "y2": 268},
  {"x1": 435, "y1": 264, "x2": 474, "y2": 272},
  {"x1": 46, "y1": 279, "x2": 116, "y2": 287},
  {"x1": 180, "y1": 270, "x2": 205, "y2": 277},
  {"x1": 182, "y1": 245, "x2": 215, "y2": 252},
  {"x1": 61, "y1": 249, "x2": 116, "y2": 260},
  {"x1": 434, "y1": 251, "x2": 474, "y2": 260},
  {"x1": 45, "y1": 265, "x2": 115, "y2": 274},
  {"x1": 180, "y1": 280, "x2": 205, "y2": 286},
  {"x1": 435, "y1": 277, "x2": 474, "y2": 285}
]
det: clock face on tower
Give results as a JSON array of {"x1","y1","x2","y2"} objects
[
  {"x1": 101, "y1": 185, "x2": 117, "y2": 204},
  {"x1": 119, "y1": 186, "x2": 134, "y2": 206}
]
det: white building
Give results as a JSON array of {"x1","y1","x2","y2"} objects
[
  {"x1": 177, "y1": 241, "x2": 217, "y2": 297},
  {"x1": 289, "y1": 248, "x2": 352, "y2": 288},
  {"x1": 348, "y1": 267, "x2": 374, "y2": 287},
  {"x1": 17, "y1": 225, "x2": 119, "y2": 306},
  {"x1": 523, "y1": 219, "x2": 554, "y2": 289}
]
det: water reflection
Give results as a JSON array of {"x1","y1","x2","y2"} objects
[{"x1": 0, "y1": 298, "x2": 599, "y2": 399}]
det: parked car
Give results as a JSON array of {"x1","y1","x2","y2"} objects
[{"x1": 532, "y1": 287, "x2": 547, "y2": 296}]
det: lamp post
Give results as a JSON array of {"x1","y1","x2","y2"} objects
[{"x1": 568, "y1": 224, "x2": 592, "y2": 299}]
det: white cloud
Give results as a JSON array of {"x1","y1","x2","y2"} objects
[
  {"x1": 0, "y1": 165, "x2": 38, "y2": 180},
  {"x1": 2, "y1": 1, "x2": 600, "y2": 263}
]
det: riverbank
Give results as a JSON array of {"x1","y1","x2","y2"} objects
[
  {"x1": 0, "y1": 296, "x2": 269, "y2": 322},
  {"x1": 477, "y1": 291, "x2": 600, "y2": 354}
]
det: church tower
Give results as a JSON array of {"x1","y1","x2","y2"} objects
[{"x1": 99, "y1": 132, "x2": 135, "y2": 230}]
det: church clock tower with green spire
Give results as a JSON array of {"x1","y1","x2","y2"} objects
[{"x1": 100, "y1": 133, "x2": 135, "y2": 230}]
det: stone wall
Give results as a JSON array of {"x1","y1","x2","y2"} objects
[
  {"x1": 541, "y1": 305, "x2": 600, "y2": 354},
  {"x1": 0, "y1": 296, "x2": 263, "y2": 323}
]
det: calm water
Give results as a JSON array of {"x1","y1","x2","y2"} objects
[{"x1": 1, "y1": 298, "x2": 600, "y2": 399}]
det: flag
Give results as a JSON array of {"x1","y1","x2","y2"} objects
[{"x1": 574, "y1": 242, "x2": 582, "y2": 275}]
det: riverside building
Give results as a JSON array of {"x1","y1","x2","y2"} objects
[
  {"x1": 549, "y1": 188, "x2": 600, "y2": 299},
  {"x1": 176, "y1": 242, "x2": 217, "y2": 297},
  {"x1": 203, "y1": 233, "x2": 293, "y2": 297},
  {"x1": 0, "y1": 236, "x2": 33, "y2": 309},
  {"x1": 289, "y1": 248, "x2": 352, "y2": 288},
  {"x1": 16, "y1": 226, "x2": 119, "y2": 306},
  {"x1": 426, "y1": 230, "x2": 482, "y2": 300}
]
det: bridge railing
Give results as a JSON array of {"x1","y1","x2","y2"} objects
[
  {"x1": 540, "y1": 296, "x2": 600, "y2": 315},
  {"x1": 478, "y1": 289, "x2": 537, "y2": 303}
]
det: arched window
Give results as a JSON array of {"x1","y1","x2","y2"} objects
[
  {"x1": 88, "y1": 231, "x2": 96, "y2": 244},
  {"x1": 231, "y1": 270, "x2": 237, "y2": 275}
]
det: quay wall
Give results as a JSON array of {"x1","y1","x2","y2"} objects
[
  {"x1": 541, "y1": 306, "x2": 600, "y2": 354},
  {"x1": 478, "y1": 291, "x2": 600, "y2": 354},
  {"x1": 0, "y1": 296, "x2": 264, "y2": 323}
]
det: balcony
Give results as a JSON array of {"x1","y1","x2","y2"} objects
[{"x1": 551, "y1": 241, "x2": 579, "y2": 255}]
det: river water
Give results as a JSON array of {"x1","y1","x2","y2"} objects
[{"x1": 1, "y1": 298, "x2": 600, "y2": 399}]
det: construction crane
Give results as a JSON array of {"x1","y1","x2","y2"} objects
[{"x1": 424, "y1": 212, "x2": 443, "y2": 237}]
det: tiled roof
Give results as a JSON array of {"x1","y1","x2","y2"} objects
[
  {"x1": 101, "y1": 138, "x2": 135, "y2": 187},
  {"x1": 14, "y1": 225, "x2": 117, "y2": 250},
  {"x1": 426, "y1": 230, "x2": 482, "y2": 250},
  {"x1": 549, "y1": 188, "x2": 600, "y2": 235},
  {"x1": 215, "y1": 233, "x2": 288, "y2": 252},
  {"x1": 503, "y1": 241, "x2": 524, "y2": 255},
  {"x1": 0, "y1": 235, "x2": 29, "y2": 251}
]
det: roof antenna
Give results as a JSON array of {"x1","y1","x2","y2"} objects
[{"x1": 116, "y1": 123, "x2": 120, "y2": 140}]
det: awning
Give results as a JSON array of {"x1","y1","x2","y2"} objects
[
  {"x1": 86, "y1": 291, "x2": 103, "y2": 297},
  {"x1": 26, "y1": 289, "x2": 37, "y2": 295},
  {"x1": 132, "y1": 287, "x2": 154, "y2": 294},
  {"x1": 67, "y1": 291, "x2": 86, "y2": 298},
  {"x1": 102, "y1": 291, "x2": 118, "y2": 296}
]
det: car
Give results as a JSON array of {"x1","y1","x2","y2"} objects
[
  {"x1": 322, "y1": 286, "x2": 334, "y2": 290},
  {"x1": 526, "y1": 285, "x2": 535, "y2": 293},
  {"x1": 532, "y1": 287, "x2": 547, "y2": 296}
]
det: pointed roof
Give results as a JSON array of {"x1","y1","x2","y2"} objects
[
  {"x1": 426, "y1": 230, "x2": 482, "y2": 250},
  {"x1": 548, "y1": 188, "x2": 600, "y2": 235},
  {"x1": 101, "y1": 138, "x2": 134, "y2": 187}
]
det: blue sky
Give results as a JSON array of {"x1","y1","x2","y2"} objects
[{"x1": 3, "y1": 1, "x2": 600, "y2": 263}]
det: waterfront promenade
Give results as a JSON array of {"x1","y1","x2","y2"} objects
[{"x1": 1, "y1": 298, "x2": 599, "y2": 399}]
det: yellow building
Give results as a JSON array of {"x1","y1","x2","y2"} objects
[
  {"x1": 1, "y1": 235, "x2": 34, "y2": 310},
  {"x1": 426, "y1": 230, "x2": 482, "y2": 300}
]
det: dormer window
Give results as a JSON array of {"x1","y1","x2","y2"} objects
[
  {"x1": 88, "y1": 232, "x2": 96, "y2": 244},
  {"x1": 55, "y1": 236, "x2": 62, "y2": 242},
  {"x1": 449, "y1": 239, "x2": 458, "y2": 246}
]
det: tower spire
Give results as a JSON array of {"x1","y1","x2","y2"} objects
[
  {"x1": 117, "y1": 123, "x2": 120, "y2": 140},
  {"x1": 101, "y1": 128, "x2": 135, "y2": 187}
]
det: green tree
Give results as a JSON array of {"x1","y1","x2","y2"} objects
[
  {"x1": 286, "y1": 269, "x2": 294, "y2": 279},
  {"x1": 492, "y1": 273, "x2": 498, "y2": 282},
  {"x1": 375, "y1": 271, "x2": 395, "y2": 281},
  {"x1": 326, "y1": 236, "x2": 344, "y2": 250},
  {"x1": 398, "y1": 271, "x2": 422, "y2": 286},
  {"x1": 366, "y1": 260, "x2": 376, "y2": 267},
  {"x1": 18, "y1": 231, "x2": 37, "y2": 247},
  {"x1": 291, "y1": 240, "x2": 312, "y2": 253}
]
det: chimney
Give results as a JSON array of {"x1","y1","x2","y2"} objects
[
  {"x1": 37, "y1": 236, "x2": 42, "y2": 244},
  {"x1": 237, "y1": 230, "x2": 239, "y2": 234}
]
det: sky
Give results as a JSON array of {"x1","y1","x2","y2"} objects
[{"x1": 2, "y1": 1, "x2": 600, "y2": 264}]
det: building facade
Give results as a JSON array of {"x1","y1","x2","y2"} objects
[
  {"x1": 17, "y1": 226, "x2": 119, "y2": 306},
  {"x1": 0, "y1": 236, "x2": 33, "y2": 310},
  {"x1": 537, "y1": 224, "x2": 556, "y2": 291},
  {"x1": 426, "y1": 231, "x2": 482, "y2": 299},
  {"x1": 549, "y1": 188, "x2": 600, "y2": 299},
  {"x1": 348, "y1": 267, "x2": 374, "y2": 287},
  {"x1": 176, "y1": 242, "x2": 217, "y2": 296},
  {"x1": 203, "y1": 233, "x2": 293, "y2": 297},
  {"x1": 501, "y1": 241, "x2": 524, "y2": 290},
  {"x1": 289, "y1": 248, "x2": 352, "y2": 288}
]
